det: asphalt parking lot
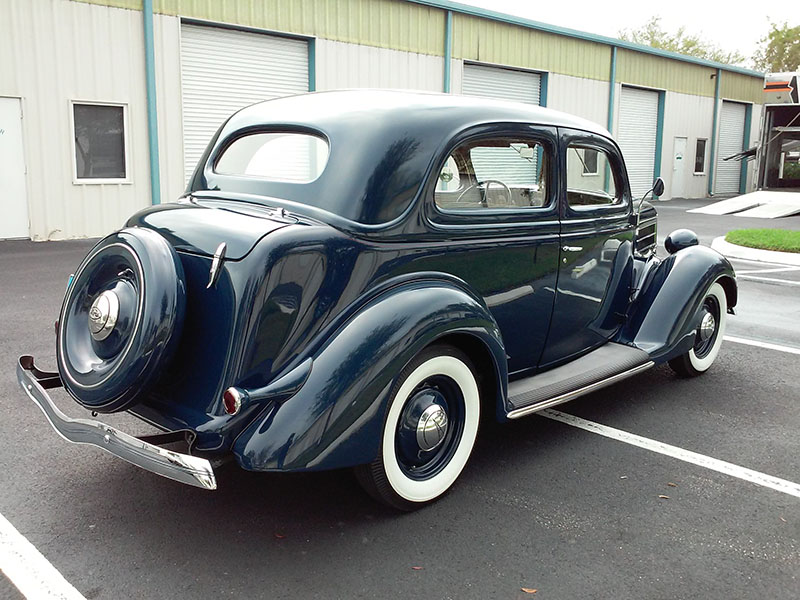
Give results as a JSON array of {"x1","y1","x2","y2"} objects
[{"x1": 1, "y1": 200, "x2": 799, "y2": 599}]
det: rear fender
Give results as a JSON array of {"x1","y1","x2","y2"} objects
[
  {"x1": 232, "y1": 279, "x2": 507, "y2": 472},
  {"x1": 618, "y1": 245, "x2": 736, "y2": 363}
]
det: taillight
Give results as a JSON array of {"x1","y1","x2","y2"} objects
[{"x1": 223, "y1": 388, "x2": 242, "y2": 415}]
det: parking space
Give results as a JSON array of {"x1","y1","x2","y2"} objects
[{"x1": 1, "y1": 209, "x2": 799, "y2": 599}]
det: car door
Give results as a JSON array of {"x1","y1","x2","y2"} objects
[
  {"x1": 538, "y1": 128, "x2": 635, "y2": 368},
  {"x1": 423, "y1": 125, "x2": 561, "y2": 376}
]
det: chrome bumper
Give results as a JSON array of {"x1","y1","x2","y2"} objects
[{"x1": 16, "y1": 356, "x2": 216, "y2": 490}]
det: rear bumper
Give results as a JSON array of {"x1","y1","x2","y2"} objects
[{"x1": 16, "y1": 356, "x2": 216, "y2": 490}]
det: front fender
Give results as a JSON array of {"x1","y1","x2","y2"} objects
[
  {"x1": 618, "y1": 245, "x2": 736, "y2": 363},
  {"x1": 232, "y1": 279, "x2": 506, "y2": 472}
]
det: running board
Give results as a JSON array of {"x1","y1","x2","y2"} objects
[{"x1": 507, "y1": 343, "x2": 653, "y2": 420}]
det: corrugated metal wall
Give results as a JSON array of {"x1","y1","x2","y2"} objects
[
  {"x1": 452, "y1": 13, "x2": 613, "y2": 82},
  {"x1": 720, "y1": 71, "x2": 763, "y2": 104},
  {"x1": 616, "y1": 49, "x2": 716, "y2": 97},
  {"x1": 316, "y1": 39, "x2": 443, "y2": 91},
  {"x1": 548, "y1": 74, "x2": 608, "y2": 128},
  {"x1": 0, "y1": 0, "x2": 154, "y2": 240},
  {"x1": 660, "y1": 92, "x2": 715, "y2": 199},
  {"x1": 77, "y1": 0, "x2": 445, "y2": 56}
]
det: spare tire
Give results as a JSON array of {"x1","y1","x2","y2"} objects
[{"x1": 57, "y1": 227, "x2": 186, "y2": 413}]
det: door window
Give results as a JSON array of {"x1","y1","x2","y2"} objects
[
  {"x1": 434, "y1": 137, "x2": 550, "y2": 211},
  {"x1": 566, "y1": 144, "x2": 620, "y2": 207}
]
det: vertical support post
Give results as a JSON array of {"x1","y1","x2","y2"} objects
[
  {"x1": 653, "y1": 90, "x2": 665, "y2": 198},
  {"x1": 443, "y1": 10, "x2": 452, "y2": 93},
  {"x1": 539, "y1": 72, "x2": 548, "y2": 107},
  {"x1": 307, "y1": 38, "x2": 316, "y2": 92},
  {"x1": 143, "y1": 0, "x2": 161, "y2": 205},
  {"x1": 607, "y1": 46, "x2": 617, "y2": 133},
  {"x1": 605, "y1": 46, "x2": 616, "y2": 192},
  {"x1": 740, "y1": 102, "x2": 752, "y2": 194},
  {"x1": 708, "y1": 68, "x2": 721, "y2": 196}
]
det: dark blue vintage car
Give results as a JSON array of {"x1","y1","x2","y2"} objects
[{"x1": 18, "y1": 91, "x2": 735, "y2": 510}]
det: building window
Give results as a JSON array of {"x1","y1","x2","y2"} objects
[
  {"x1": 581, "y1": 149, "x2": 599, "y2": 175},
  {"x1": 72, "y1": 102, "x2": 128, "y2": 182},
  {"x1": 694, "y1": 139, "x2": 707, "y2": 174}
]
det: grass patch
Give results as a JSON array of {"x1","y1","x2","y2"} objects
[{"x1": 725, "y1": 229, "x2": 800, "y2": 253}]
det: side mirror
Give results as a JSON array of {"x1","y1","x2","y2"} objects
[{"x1": 652, "y1": 177, "x2": 665, "y2": 198}]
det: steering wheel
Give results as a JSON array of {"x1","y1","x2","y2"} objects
[{"x1": 455, "y1": 179, "x2": 512, "y2": 207}]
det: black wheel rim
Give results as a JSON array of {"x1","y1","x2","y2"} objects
[
  {"x1": 394, "y1": 375, "x2": 466, "y2": 481},
  {"x1": 693, "y1": 295, "x2": 721, "y2": 359}
]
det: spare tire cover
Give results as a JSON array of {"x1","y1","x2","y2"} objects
[{"x1": 57, "y1": 227, "x2": 186, "y2": 413}]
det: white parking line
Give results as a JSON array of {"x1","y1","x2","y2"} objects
[
  {"x1": 541, "y1": 409, "x2": 800, "y2": 499},
  {"x1": 737, "y1": 266, "x2": 800, "y2": 275},
  {"x1": 724, "y1": 335, "x2": 800, "y2": 355},
  {"x1": 738, "y1": 275, "x2": 800, "y2": 286},
  {"x1": 0, "y1": 512, "x2": 85, "y2": 600}
]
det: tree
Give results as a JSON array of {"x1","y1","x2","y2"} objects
[
  {"x1": 753, "y1": 22, "x2": 800, "y2": 72},
  {"x1": 618, "y1": 17, "x2": 746, "y2": 66}
]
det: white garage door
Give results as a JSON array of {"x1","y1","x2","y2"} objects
[
  {"x1": 617, "y1": 86, "x2": 659, "y2": 199},
  {"x1": 462, "y1": 63, "x2": 541, "y2": 105},
  {"x1": 180, "y1": 24, "x2": 308, "y2": 181},
  {"x1": 462, "y1": 64, "x2": 542, "y2": 183},
  {"x1": 715, "y1": 101, "x2": 746, "y2": 195}
]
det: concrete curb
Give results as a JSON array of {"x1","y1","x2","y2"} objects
[{"x1": 711, "y1": 236, "x2": 800, "y2": 266}]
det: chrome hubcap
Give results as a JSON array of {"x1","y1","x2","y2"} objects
[
  {"x1": 416, "y1": 404, "x2": 449, "y2": 451},
  {"x1": 88, "y1": 290, "x2": 120, "y2": 341},
  {"x1": 699, "y1": 311, "x2": 716, "y2": 342}
]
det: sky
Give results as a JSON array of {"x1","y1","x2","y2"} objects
[{"x1": 454, "y1": 0, "x2": 797, "y2": 68}]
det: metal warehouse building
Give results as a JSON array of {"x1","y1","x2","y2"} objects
[{"x1": 0, "y1": 0, "x2": 765, "y2": 240}]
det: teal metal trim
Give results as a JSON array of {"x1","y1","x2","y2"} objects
[
  {"x1": 308, "y1": 37, "x2": 316, "y2": 92},
  {"x1": 708, "y1": 68, "x2": 721, "y2": 195},
  {"x1": 406, "y1": 0, "x2": 763, "y2": 78},
  {"x1": 740, "y1": 102, "x2": 752, "y2": 194},
  {"x1": 443, "y1": 10, "x2": 452, "y2": 92},
  {"x1": 143, "y1": 0, "x2": 161, "y2": 205},
  {"x1": 539, "y1": 72, "x2": 548, "y2": 107},
  {"x1": 653, "y1": 90, "x2": 666, "y2": 198},
  {"x1": 654, "y1": 90, "x2": 665, "y2": 179},
  {"x1": 607, "y1": 46, "x2": 616, "y2": 133}
]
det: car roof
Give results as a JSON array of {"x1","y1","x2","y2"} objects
[{"x1": 229, "y1": 89, "x2": 611, "y2": 138}]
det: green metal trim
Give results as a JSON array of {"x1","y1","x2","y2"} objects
[
  {"x1": 539, "y1": 71, "x2": 548, "y2": 107},
  {"x1": 443, "y1": 10, "x2": 452, "y2": 92},
  {"x1": 308, "y1": 37, "x2": 316, "y2": 92},
  {"x1": 143, "y1": 0, "x2": 161, "y2": 205},
  {"x1": 406, "y1": 0, "x2": 763, "y2": 78},
  {"x1": 708, "y1": 68, "x2": 721, "y2": 195},
  {"x1": 607, "y1": 46, "x2": 616, "y2": 133},
  {"x1": 740, "y1": 102, "x2": 752, "y2": 194},
  {"x1": 654, "y1": 90, "x2": 665, "y2": 183}
]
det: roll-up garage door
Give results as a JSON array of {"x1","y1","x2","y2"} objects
[
  {"x1": 180, "y1": 24, "x2": 309, "y2": 181},
  {"x1": 462, "y1": 64, "x2": 542, "y2": 184},
  {"x1": 715, "y1": 101, "x2": 746, "y2": 195},
  {"x1": 617, "y1": 86, "x2": 659, "y2": 199}
]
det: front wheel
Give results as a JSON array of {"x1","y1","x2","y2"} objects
[
  {"x1": 669, "y1": 282, "x2": 727, "y2": 377},
  {"x1": 354, "y1": 344, "x2": 481, "y2": 511}
]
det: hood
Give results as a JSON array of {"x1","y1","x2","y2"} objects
[{"x1": 125, "y1": 199, "x2": 293, "y2": 260}]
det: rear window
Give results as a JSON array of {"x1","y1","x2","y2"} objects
[{"x1": 215, "y1": 132, "x2": 329, "y2": 183}]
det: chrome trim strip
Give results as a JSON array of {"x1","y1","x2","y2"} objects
[
  {"x1": 17, "y1": 357, "x2": 216, "y2": 490},
  {"x1": 506, "y1": 361, "x2": 654, "y2": 420}
]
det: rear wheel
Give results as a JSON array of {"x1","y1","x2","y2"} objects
[
  {"x1": 669, "y1": 282, "x2": 727, "y2": 377},
  {"x1": 354, "y1": 344, "x2": 480, "y2": 511}
]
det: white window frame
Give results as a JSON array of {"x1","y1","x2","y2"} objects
[
  {"x1": 580, "y1": 148, "x2": 600, "y2": 177},
  {"x1": 694, "y1": 138, "x2": 707, "y2": 176},
  {"x1": 70, "y1": 100, "x2": 131, "y2": 185}
]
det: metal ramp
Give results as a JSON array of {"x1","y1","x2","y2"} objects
[{"x1": 689, "y1": 190, "x2": 800, "y2": 217}]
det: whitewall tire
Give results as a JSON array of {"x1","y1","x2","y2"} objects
[
  {"x1": 355, "y1": 344, "x2": 481, "y2": 510},
  {"x1": 669, "y1": 282, "x2": 728, "y2": 377}
]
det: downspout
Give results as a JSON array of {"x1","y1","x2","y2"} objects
[
  {"x1": 308, "y1": 38, "x2": 316, "y2": 92},
  {"x1": 653, "y1": 90, "x2": 665, "y2": 198},
  {"x1": 143, "y1": 0, "x2": 161, "y2": 204},
  {"x1": 707, "y1": 68, "x2": 721, "y2": 196},
  {"x1": 607, "y1": 46, "x2": 616, "y2": 133},
  {"x1": 443, "y1": 10, "x2": 452, "y2": 93}
]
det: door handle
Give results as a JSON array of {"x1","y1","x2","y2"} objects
[{"x1": 562, "y1": 245, "x2": 583, "y2": 252}]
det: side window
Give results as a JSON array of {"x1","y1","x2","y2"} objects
[
  {"x1": 566, "y1": 144, "x2": 620, "y2": 207},
  {"x1": 434, "y1": 137, "x2": 549, "y2": 211}
]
